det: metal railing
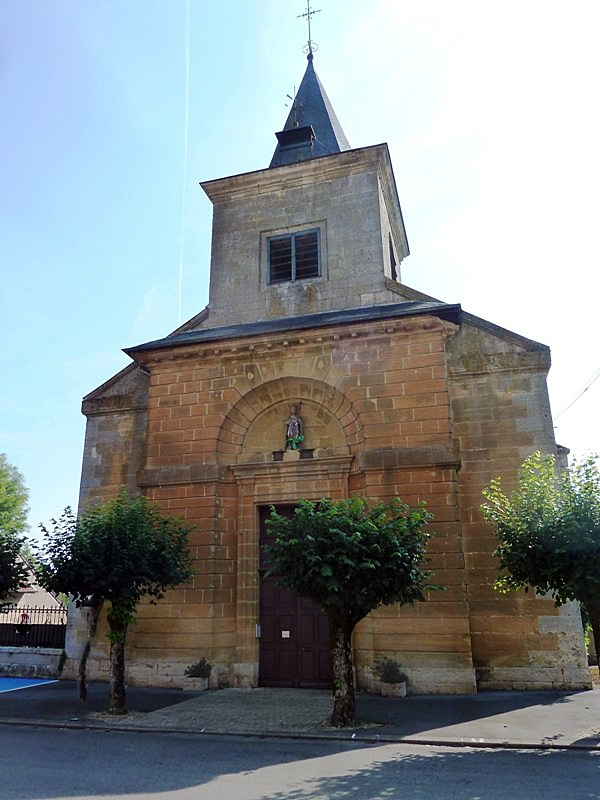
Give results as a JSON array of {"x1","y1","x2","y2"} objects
[{"x1": 0, "y1": 605, "x2": 68, "y2": 649}]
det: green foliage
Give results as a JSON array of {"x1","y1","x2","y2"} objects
[
  {"x1": 286, "y1": 434, "x2": 304, "y2": 450},
  {"x1": 38, "y1": 489, "x2": 194, "y2": 635},
  {"x1": 584, "y1": 622, "x2": 592, "y2": 656},
  {"x1": 481, "y1": 451, "x2": 600, "y2": 608},
  {"x1": 376, "y1": 658, "x2": 408, "y2": 684},
  {"x1": 0, "y1": 529, "x2": 28, "y2": 601},
  {"x1": 0, "y1": 454, "x2": 29, "y2": 600},
  {"x1": 265, "y1": 496, "x2": 436, "y2": 726},
  {"x1": 580, "y1": 603, "x2": 591, "y2": 629},
  {"x1": 20, "y1": 542, "x2": 41, "y2": 570},
  {"x1": 184, "y1": 658, "x2": 212, "y2": 678},
  {"x1": 39, "y1": 489, "x2": 194, "y2": 713},
  {"x1": 0, "y1": 453, "x2": 29, "y2": 538},
  {"x1": 265, "y1": 497, "x2": 436, "y2": 625}
]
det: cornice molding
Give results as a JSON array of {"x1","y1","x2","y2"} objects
[
  {"x1": 201, "y1": 144, "x2": 389, "y2": 204},
  {"x1": 230, "y1": 455, "x2": 354, "y2": 481},
  {"x1": 132, "y1": 313, "x2": 457, "y2": 369},
  {"x1": 447, "y1": 349, "x2": 551, "y2": 377},
  {"x1": 83, "y1": 399, "x2": 148, "y2": 417}
]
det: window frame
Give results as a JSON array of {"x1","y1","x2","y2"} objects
[{"x1": 267, "y1": 228, "x2": 321, "y2": 285}]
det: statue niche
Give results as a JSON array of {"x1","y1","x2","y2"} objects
[
  {"x1": 237, "y1": 397, "x2": 349, "y2": 463},
  {"x1": 284, "y1": 404, "x2": 304, "y2": 450}
]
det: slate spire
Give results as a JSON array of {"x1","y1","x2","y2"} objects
[{"x1": 269, "y1": 53, "x2": 351, "y2": 168}]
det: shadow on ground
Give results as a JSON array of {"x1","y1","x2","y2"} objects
[
  {"x1": 0, "y1": 680, "x2": 188, "y2": 723},
  {"x1": 1, "y1": 726, "x2": 599, "y2": 800},
  {"x1": 355, "y1": 690, "x2": 587, "y2": 738}
]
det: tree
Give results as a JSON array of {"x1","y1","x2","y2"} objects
[
  {"x1": 38, "y1": 489, "x2": 194, "y2": 714},
  {"x1": 0, "y1": 454, "x2": 29, "y2": 600},
  {"x1": 0, "y1": 529, "x2": 28, "y2": 602},
  {"x1": 481, "y1": 451, "x2": 600, "y2": 656},
  {"x1": 265, "y1": 497, "x2": 436, "y2": 727},
  {"x1": 0, "y1": 453, "x2": 29, "y2": 537}
]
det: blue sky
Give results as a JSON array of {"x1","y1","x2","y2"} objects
[{"x1": 2, "y1": 0, "x2": 599, "y2": 536}]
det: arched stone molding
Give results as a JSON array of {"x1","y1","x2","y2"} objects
[{"x1": 216, "y1": 376, "x2": 363, "y2": 463}]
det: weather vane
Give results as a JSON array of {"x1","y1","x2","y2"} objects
[{"x1": 297, "y1": 1, "x2": 321, "y2": 56}]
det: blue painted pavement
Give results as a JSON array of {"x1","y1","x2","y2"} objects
[{"x1": 0, "y1": 677, "x2": 57, "y2": 693}]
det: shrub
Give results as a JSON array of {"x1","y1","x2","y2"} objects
[
  {"x1": 184, "y1": 658, "x2": 212, "y2": 678},
  {"x1": 376, "y1": 658, "x2": 408, "y2": 684}
]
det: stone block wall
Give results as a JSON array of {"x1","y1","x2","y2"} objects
[
  {"x1": 72, "y1": 307, "x2": 590, "y2": 692},
  {"x1": 447, "y1": 317, "x2": 590, "y2": 690},
  {"x1": 0, "y1": 648, "x2": 64, "y2": 679},
  {"x1": 79, "y1": 365, "x2": 149, "y2": 510},
  {"x1": 201, "y1": 146, "x2": 409, "y2": 329}
]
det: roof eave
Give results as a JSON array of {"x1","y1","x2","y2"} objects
[{"x1": 124, "y1": 301, "x2": 462, "y2": 359}]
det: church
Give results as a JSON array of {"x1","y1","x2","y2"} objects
[{"x1": 64, "y1": 50, "x2": 590, "y2": 694}]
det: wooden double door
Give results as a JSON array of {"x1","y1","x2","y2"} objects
[{"x1": 258, "y1": 506, "x2": 332, "y2": 688}]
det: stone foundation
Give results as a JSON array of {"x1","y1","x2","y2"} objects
[
  {"x1": 476, "y1": 666, "x2": 592, "y2": 691},
  {"x1": 0, "y1": 647, "x2": 64, "y2": 679}
]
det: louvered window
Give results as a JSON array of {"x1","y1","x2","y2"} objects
[{"x1": 268, "y1": 230, "x2": 320, "y2": 284}]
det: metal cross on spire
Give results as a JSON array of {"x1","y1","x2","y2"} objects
[{"x1": 297, "y1": 1, "x2": 321, "y2": 57}]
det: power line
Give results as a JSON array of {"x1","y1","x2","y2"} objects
[{"x1": 555, "y1": 366, "x2": 600, "y2": 420}]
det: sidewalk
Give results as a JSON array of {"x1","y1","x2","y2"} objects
[{"x1": 2, "y1": 680, "x2": 600, "y2": 750}]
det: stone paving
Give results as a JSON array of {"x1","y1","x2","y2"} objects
[{"x1": 112, "y1": 688, "x2": 332, "y2": 734}]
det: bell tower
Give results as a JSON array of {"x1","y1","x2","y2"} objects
[{"x1": 199, "y1": 53, "x2": 410, "y2": 329}]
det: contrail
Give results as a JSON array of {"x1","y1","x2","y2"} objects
[{"x1": 178, "y1": 0, "x2": 191, "y2": 325}]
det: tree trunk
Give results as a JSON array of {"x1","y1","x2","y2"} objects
[
  {"x1": 587, "y1": 603, "x2": 600, "y2": 667},
  {"x1": 107, "y1": 609, "x2": 128, "y2": 715},
  {"x1": 329, "y1": 616, "x2": 356, "y2": 727},
  {"x1": 77, "y1": 597, "x2": 103, "y2": 702}
]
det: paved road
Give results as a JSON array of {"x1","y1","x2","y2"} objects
[
  {"x1": 4, "y1": 681, "x2": 600, "y2": 748},
  {"x1": 2, "y1": 725, "x2": 599, "y2": 800}
]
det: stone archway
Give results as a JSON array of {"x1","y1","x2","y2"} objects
[
  {"x1": 218, "y1": 376, "x2": 358, "y2": 686},
  {"x1": 216, "y1": 376, "x2": 363, "y2": 463}
]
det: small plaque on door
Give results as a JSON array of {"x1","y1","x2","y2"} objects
[{"x1": 281, "y1": 630, "x2": 290, "y2": 639}]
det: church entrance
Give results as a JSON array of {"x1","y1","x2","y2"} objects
[{"x1": 258, "y1": 505, "x2": 332, "y2": 688}]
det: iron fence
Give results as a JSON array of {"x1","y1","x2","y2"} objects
[{"x1": 0, "y1": 605, "x2": 68, "y2": 649}]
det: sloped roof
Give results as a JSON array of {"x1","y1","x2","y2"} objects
[
  {"x1": 269, "y1": 54, "x2": 351, "y2": 167},
  {"x1": 124, "y1": 301, "x2": 462, "y2": 357}
]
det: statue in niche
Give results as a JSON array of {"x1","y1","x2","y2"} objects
[{"x1": 284, "y1": 403, "x2": 304, "y2": 450}]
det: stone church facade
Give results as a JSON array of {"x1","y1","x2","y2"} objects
[{"x1": 64, "y1": 55, "x2": 590, "y2": 694}]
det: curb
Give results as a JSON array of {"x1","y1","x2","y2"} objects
[{"x1": 1, "y1": 716, "x2": 599, "y2": 752}]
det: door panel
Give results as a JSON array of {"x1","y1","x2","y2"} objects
[{"x1": 258, "y1": 505, "x2": 332, "y2": 688}]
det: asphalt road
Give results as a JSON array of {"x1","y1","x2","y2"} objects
[{"x1": 2, "y1": 725, "x2": 600, "y2": 800}]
